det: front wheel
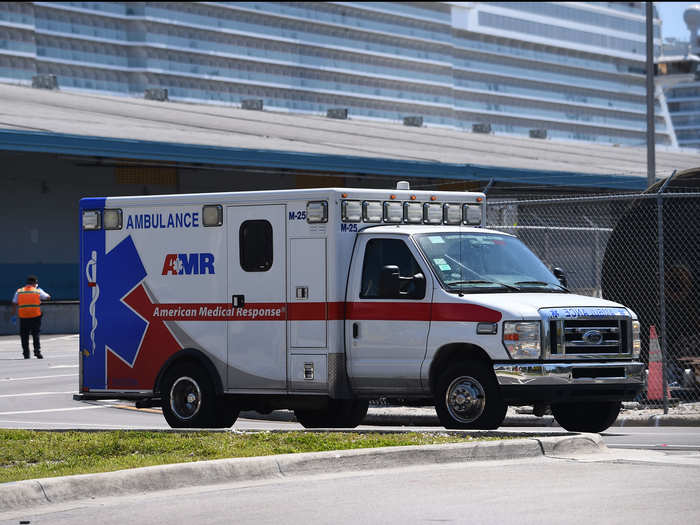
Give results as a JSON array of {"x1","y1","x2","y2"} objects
[
  {"x1": 435, "y1": 361, "x2": 507, "y2": 430},
  {"x1": 551, "y1": 401, "x2": 621, "y2": 433}
]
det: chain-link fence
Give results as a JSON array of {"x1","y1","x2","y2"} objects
[{"x1": 486, "y1": 190, "x2": 700, "y2": 408}]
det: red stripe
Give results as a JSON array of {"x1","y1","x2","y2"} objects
[
  {"x1": 287, "y1": 302, "x2": 326, "y2": 321},
  {"x1": 431, "y1": 303, "x2": 502, "y2": 323},
  {"x1": 345, "y1": 302, "x2": 431, "y2": 321},
  {"x1": 144, "y1": 301, "x2": 501, "y2": 323}
]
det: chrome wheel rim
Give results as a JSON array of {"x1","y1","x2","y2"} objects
[
  {"x1": 445, "y1": 375, "x2": 485, "y2": 423},
  {"x1": 170, "y1": 376, "x2": 201, "y2": 420}
]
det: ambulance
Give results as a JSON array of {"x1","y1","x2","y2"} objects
[{"x1": 76, "y1": 183, "x2": 644, "y2": 431}]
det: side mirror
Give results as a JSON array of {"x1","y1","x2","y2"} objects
[
  {"x1": 412, "y1": 273, "x2": 426, "y2": 299},
  {"x1": 553, "y1": 267, "x2": 568, "y2": 288},
  {"x1": 379, "y1": 265, "x2": 401, "y2": 298}
]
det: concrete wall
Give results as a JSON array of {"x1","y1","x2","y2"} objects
[{"x1": 0, "y1": 302, "x2": 78, "y2": 335}]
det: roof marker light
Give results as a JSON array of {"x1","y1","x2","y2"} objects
[
  {"x1": 103, "y1": 209, "x2": 123, "y2": 230},
  {"x1": 82, "y1": 210, "x2": 101, "y2": 230},
  {"x1": 307, "y1": 201, "x2": 328, "y2": 223},
  {"x1": 202, "y1": 205, "x2": 223, "y2": 227}
]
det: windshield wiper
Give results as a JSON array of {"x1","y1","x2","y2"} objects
[
  {"x1": 447, "y1": 280, "x2": 519, "y2": 292},
  {"x1": 513, "y1": 281, "x2": 570, "y2": 292}
]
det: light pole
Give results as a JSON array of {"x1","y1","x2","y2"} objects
[{"x1": 646, "y1": 2, "x2": 656, "y2": 187}]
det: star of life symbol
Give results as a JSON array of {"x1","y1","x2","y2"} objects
[{"x1": 85, "y1": 250, "x2": 99, "y2": 353}]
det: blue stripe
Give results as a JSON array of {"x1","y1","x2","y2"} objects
[{"x1": 0, "y1": 129, "x2": 648, "y2": 190}]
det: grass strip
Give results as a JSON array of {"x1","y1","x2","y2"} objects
[{"x1": 0, "y1": 430, "x2": 507, "y2": 484}]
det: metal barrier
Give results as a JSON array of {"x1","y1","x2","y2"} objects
[{"x1": 486, "y1": 190, "x2": 700, "y2": 410}]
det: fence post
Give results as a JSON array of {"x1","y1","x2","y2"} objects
[{"x1": 657, "y1": 192, "x2": 668, "y2": 414}]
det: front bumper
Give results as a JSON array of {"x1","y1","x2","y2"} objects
[{"x1": 494, "y1": 361, "x2": 644, "y2": 404}]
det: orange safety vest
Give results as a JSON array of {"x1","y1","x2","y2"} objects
[{"x1": 16, "y1": 285, "x2": 41, "y2": 318}]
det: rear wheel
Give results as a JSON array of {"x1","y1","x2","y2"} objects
[
  {"x1": 551, "y1": 401, "x2": 621, "y2": 433},
  {"x1": 294, "y1": 399, "x2": 369, "y2": 428},
  {"x1": 162, "y1": 363, "x2": 217, "y2": 428},
  {"x1": 434, "y1": 361, "x2": 506, "y2": 430}
]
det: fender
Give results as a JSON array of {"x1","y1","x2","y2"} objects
[
  {"x1": 154, "y1": 348, "x2": 224, "y2": 396},
  {"x1": 427, "y1": 342, "x2": 493, "y2": 393}
]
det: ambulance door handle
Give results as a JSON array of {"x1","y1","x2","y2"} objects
[
  {"x1": 353, "y1": 322, "x2": 359, "y2": 338},
  {"x1": 232, "y1": 295, "x2": 245, "y2": 308}
]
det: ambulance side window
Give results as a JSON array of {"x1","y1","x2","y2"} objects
[
  {"x1": 240, "y1": 220, "x2": 273, "y2": 272},
  {"x1": 360, "y1": 238, "x2": 424, "y2": 299}
]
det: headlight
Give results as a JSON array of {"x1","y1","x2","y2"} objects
[
  {"x1": 632, "y1": 320, "x2": 641, "y2": 358},
  {"x1": 503, "y1": 321, "x2": 541, "y2": 359}
]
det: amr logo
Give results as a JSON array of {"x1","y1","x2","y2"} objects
[{"x1": 162, "y1": 253, "x2": 215, "y2": 275}]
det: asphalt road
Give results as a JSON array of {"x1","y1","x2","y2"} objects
[
  {"x1": 2, "y1": 453, "x2": 699, "y2": 525},
  {"x1": 1, "y1": 334, "x2": 699, "y2": 452}
]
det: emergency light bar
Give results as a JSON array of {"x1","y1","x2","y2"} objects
[
  {"x1": 423, "y1": 203, "x2": 443, "y2": 224},
  {"x1": 404, "y1": 202, "x2": 423, "y2": 223},
  {"x1": 383, "y1": 201, "x2": 403, "y2": 223},
  {"x1": 464, "y1": 204, "x2": 482, "y2": 225},
  {"x1": 341, "y1": 200, "x2": 362, "y2": 222},
  {"x1": 363, "y1": 201, "x2": 382, "y2": 223},
  {"x1": 443, "y1": 203, "x2": 462, "y2": 225},
  {"x1": 338, "y1": 199, "x2": 483, "y2": 225}
]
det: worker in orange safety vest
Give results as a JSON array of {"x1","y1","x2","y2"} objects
[{"x1": 12, "y1": 275, "x2": 51, "y2": 359}]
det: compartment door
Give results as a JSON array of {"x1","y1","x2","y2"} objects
[{"x1": 226, "y1": 205, "x2": 287, "y2": 391}]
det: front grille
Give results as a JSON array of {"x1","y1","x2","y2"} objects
[{"x1": 549, "y1": 319, "x2": 629, "y2": 357}]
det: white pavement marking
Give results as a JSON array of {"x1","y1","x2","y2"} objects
[
  {"x1": 43, "y1": 334, "x2": 79, "y2": 341},
  {"x1": 0, "y1": 334, "x2": 77, "y2": 345},
  {"x1": 0, "y1": 405, "x2": 114, "y2": 415},
  {"x1": 49, "y1": 365, "x2": 79, "y2": 369},
  {"x1": 0, "y1": 419, "x2": 157, "y2": 429},
  {"x1": 0, "y1": 373, "x2": 76, "y2": 382},
  {"x1": 610, "y1": 443, "x2": 700, "y2": 449},
  {"x1": 0, "y1": 391, "x2": 74, "y2": 398}
]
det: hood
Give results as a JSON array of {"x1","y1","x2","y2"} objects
[{"x1": 447, "y1": 292, "x2": 629, "y2": 320}]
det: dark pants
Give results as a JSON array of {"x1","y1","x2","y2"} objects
[{"x1": 19, "y1": 315, "x2": 42, "y2": 357}]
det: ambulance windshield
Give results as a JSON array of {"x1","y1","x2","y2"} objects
[{"x1": 415, "y1": 232, "x2": 565, "y2": 293}]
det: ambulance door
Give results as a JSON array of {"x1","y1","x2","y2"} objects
[
  {"x1": 226, "y1": 205, "x2": 287, "y2": 391},
  {"x1": 345, "y1": 236, "x2": 432, "y2": 394}
]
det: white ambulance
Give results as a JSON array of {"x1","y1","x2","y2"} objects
[{"x1": 77, "y1": 183, "x2": 644, "y2": 432}]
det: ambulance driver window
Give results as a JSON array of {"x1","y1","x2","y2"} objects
[
  {"x1": 360, "y1": 239, "x2": 425, "y2": 299},
  {"x1": 240, "y1": 220, "x2": 273, "y2": 272}
]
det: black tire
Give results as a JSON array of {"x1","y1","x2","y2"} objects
[
  {"x1": 210, "y1": 397, "x2": 240, "y2": 428},
  {"x1": 294, "y1": 399, "x2": 369, "y2": 429},
  {"x1": 161, "y1": 363, "x2": 217, "y2": 428},
  {"x1": 434, "y1": 361, "x2": 507, "y2": 430},
  {"x1": 551, "y1": 401, "x2": 621, "y2": 433}
]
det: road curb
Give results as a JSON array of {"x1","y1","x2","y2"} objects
[
  {"x1": 240, "y1": 409, "x2": 700, "y2": 427},
  {"x1": 0, "y1": 434, "x2": 604, "y2": 512}
]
